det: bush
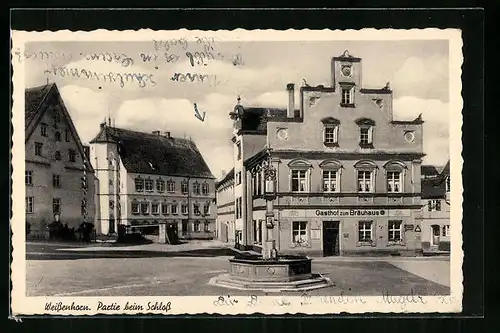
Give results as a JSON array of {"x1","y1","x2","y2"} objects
[{"x1": 48, "y1": 221, "x2": 77, "y2": 241}]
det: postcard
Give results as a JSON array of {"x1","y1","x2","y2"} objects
[{"x1": 11, "y1": 28, "x2": 463, "y2": 315}]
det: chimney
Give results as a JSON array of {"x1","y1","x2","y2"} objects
[
  {"x1": 164, "y1": 132, "x2": 171, "y2": 138},
  {"x1": 286, "y1": 83, "x2": 295, "y2": 118},
  {"x1": 100, "y1": 122, "x2": 106, "y2": 129},
  {"x1": 152, "y1": 130, "x2": 161, "y2": 136}
]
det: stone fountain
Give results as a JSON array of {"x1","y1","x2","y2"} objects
[{"x1": 209, "y1": 142, "x2": 331, "y2": 292}]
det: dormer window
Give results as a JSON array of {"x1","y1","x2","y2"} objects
[
  {"x1": 321, "y1": 117, "x2": 340, "y2": 146},
  {"x1": 356, "y1": 118, "x2": 375, "y2": 148}
]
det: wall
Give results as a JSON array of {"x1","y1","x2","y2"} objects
[
  {"x1": 421, "y1": 198, "x2": 451, "y2": 251},
  {"x1": 216, "y1": 180, "x2": 235, "y2": 242}
]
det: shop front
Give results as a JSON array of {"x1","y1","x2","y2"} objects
[{"x1": 274, "y1": 208, "x2": 423, "y2": 257}]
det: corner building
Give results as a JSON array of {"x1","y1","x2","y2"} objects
[{"x1": 227, "y1": 51, "x2": 425, "y2": 256}]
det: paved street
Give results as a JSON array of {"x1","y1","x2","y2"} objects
[{"x1": 26, "y1": 241, "x2": 450, "y2": 297}]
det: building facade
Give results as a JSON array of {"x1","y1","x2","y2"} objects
[
  {"x1": 215, "y1": 170, "x2": 236, "y2": 244},
  {"x1": 421, "y1": 161, "x2": 451, "y2": 252},
  {"x1": 224, "y1": 50, "x2": 426, "y2": 256},
  {"x1": 89, "y1": 124, "x2": 216, "y2": 239},
  {"x1": 25, "y1": 83, "x2": 97, "y2": 231}
]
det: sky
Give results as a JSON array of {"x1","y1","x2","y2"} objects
[{"x1": 23, "y1": 39, "x2": 450, "y2": 179}]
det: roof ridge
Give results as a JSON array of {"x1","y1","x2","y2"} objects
[{"x1": 111, "y1": 126, "x2": 190, "y2": 141}]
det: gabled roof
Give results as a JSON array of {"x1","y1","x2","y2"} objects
[
  {"x1": 25, "y1": 83, "x2": 95, "y2": 173},
  {"x1": 421, "y1": 178, "x2": 446, "y2": 199},
  {"x1": 421, "y1": 165, "x2": 441, "y2": 177},
  {"x1": 90, "y1": 125, "x2": 214, "y2": 179},
  {"x1": 25, "y1": 83, "x2": 55, "y2": 128}
]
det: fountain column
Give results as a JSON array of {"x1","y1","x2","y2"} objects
[{"x1": 262, "y1": 155, "x2": 277, "y2": 260}]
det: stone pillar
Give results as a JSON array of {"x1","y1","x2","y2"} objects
[{"x1": 158, "y1": 221, "x2": 167, "y2": 244}]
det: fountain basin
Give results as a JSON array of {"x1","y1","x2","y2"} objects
[{"x1": 208, "y1": 253, "x2": 332, "y2": 292}]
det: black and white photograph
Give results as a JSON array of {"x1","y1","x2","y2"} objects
[{"x1": 11, "y1": 28, "x2": 463, "y2": 315}]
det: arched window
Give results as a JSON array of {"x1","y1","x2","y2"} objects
[
  {"x1": 319, "y1": 159, "x2": 343, "y2": 193},
  {"x1": 355, "y1": 118, "x2": 375, "y2": 148},
  {"x1": 288, "y1": 159, "x2": 312, "y2": 192},
  {"x1": 321, "y1": 117, "x2": 340, "y2": 146},
  {"x1": 134, "y1": 176, "x2": 144, "y2": 192},
  {"x1": 141, "y1": 200, "x2": 150, "y2": 215},
  {"x1": 156, "y1": 178, "x2": 165, "y2": 192},
  {"x1": 354, "y1": 160, "x2": 377, "y2": 193},
  {"x1": 383, "y1": 160, "x2": 407, "y2": 193},
  {"x1": 131, "y1": 199, "x2": 140, "y2": 214}
]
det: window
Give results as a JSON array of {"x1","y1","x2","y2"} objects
[
  {"x1": 204, "y1": 222, "x2": 210, "y2": 232},
  {"x1": 53, "y1": 198, "x2": 61, "y2": 215},
  {"x1": 358, "y1": 221, "x2": 373, "y2": 242},
  {"x1": 40, "y1": 124, "x2": 48, "y2": 137},
  {"x1": 181, "y1": 181, "x2": 188, "y2": 194},
  {"x1": 35, "y1": 142, "x2": 43, "y2": 156},
  {"x1": 145, "y1": 179, "x2": 153, "y2": 192},
  {"x1": 322, "y1": 170, "x2": 338, "y2": 192},
  {"x1": 341, "y1": 86, "x2": 353, "y2": 105},
  {"x1": 132, "y1": 201, "x2": 140, "y2": 214},
  {"x1": 442, "y1": 225, "x2": 450, "y2": 237},
  {"x1": 292, "y1": 221, "x2": 308, "y2": 243},
  {"x1": 446, "y1": 176, "x2": 451, "y2": 192},
  {"x1": 194, "y1": 221, "x2": 201, "y2": 232},
  {"x1": 428, "y1": 199, "x2": 442, "y2": 212},
  {"x1": 171, "y1": 203, "x2": 178, "y2": 215},
  {"x1": 253, "y1": 171, "x2": 263, "y2": 196},
  {"x1": 236, "y1": 141, "x2": 241, "y2": 160},
  {"x1": 236, "y1": 172, "x2": 242, "y2": 185},
  {"x1": 161, "y1": 202, "x2": 169, "y2": 215},
  {"x1": 387, "y1": 171, "x2": 402, "y2": 193},
  {"x1": 324, "y1": 125, "x2": 339, "y2": 144},
  {"x1": 135, "y1": 178, "x2": 144, "y2": 192},
  {"x1": 235, "y1": 197, "x2": 242, "y2": 219},
  {"x1": 26, "y1": 197, "x2": 34, "y2": 213},
  {"x1": 54, "y1": 112, "x2": 61, "y2": 123},
  {"x1": 202, "y1": 183, "x2": 209, "y2": 195},
  {"x1": 25, "y1": 171, "x2": 33, "y2": 185},
  {"x1": 167, "y1": 180, "x2": 175, "y2": 193},
  {"x1": 141, "y1": 201, "x2": 149, "y2": 215},
  {"x1": 356, "y1": 118, "x2": 375, "y2": 147},
  {"x1": 360, "y1": 127, "x2": 370, "y2": 145},
  {"x1": 156, "y1": 179, "x2": 165, "y2": 192},
  {"x1": 181, "y1": 204, "x2": 188, "y2": 215},
  {"x1": 151, "y1": 202, "x2": 160, "y2": 215},
  {"x1": 65, "y1": 128, "x2": 70, "y2": 142},
  {"x1": 388, "y1": 220, "x2": 402, "y2": 242},
  {"x1": 193, "y1": 182, "x2": 201, "y2": 195},
  {"x1": 194, "y1": 203, "x2": 201, "y2": 216},
  {"x1": 55, "y1": 151, "x2": 61, "y2": 160},
  {"x1": 291, "y1": 170, "x2": 308, "y2": 192},
  {"x1": 53, "y1": 174, "x2": 61, "y2": 188},
  {"x1": 55, "y1": 131, "x2": 61, "y2": 141},
  {"x1": 109, "y1": 200, "x2": 114, "y2": 210},
  {"x1": 357, "y1": 171, "x2": 373, "y2": 193},
  {"x1": 204, "y1": 202, "x2": 210, "y2": 215},
  {"x1": 68, "y1": 149, "x2": 76, "y2": 162}
]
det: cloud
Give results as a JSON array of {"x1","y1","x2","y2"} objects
[
  {"x1": 393, "y1": 96, "x2": 449, "y2": 166},
  {"x1": 391, "y1": 54, "x2": 448, "y2": 101}
]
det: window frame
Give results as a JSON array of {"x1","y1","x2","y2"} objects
[
  {"x1": 34, "y1": 142, "x2": 43, "y2": 156},
  {"x1": 442, "y1": 225, "x2": 450, "y2": 237},
  {"x1": 292, "y1": 221, "x2": 309, "y2": 244},
  {"x1": 151, "y1": 202, "x2": 160, "y2": 215},
  {"x1": 181, "y1": 181, "x2": 189, "y2": 194},
  {"x1": 194, "y1": 221, "x2": 201, "y2": 232},
  {"x1": 428, "y1": 199, "x2": 442, "y2": 212},
  {"x1": 193, "y1": 202, "x2": 201, "y2": 216},
  {"x1": 131, "y1": 200, "x2": 140, "y2": 214},
  {"x1": 181, "y1": 203, "x2": 188, "y2": 215},
  {"x1": 340, "y1": 85, "x2": 354, "y2": 106},
  {"x1": 156, "y1": 179, "x2": 165, "y2": 193},
  {"x1": 358, "y1": 221, "x2": 373, "y2": 243},
  {"x1": 388, "y1": 220, "x2": 403, "y2": 243},
  {"x1": 202, "y1": 183, "x2": 209, "y2": 195},
  {"x1": 161, "y1": 202, "x2": 169, "y2": 215},
  {"x1": 52, "y1": 174, "x2": 61, "y2": 188},
  {"x1": 140, "y1": 201, "x2": 150, "y2": 215},
  {"x1": 65, "y1": 128, "x2": 70, "y2": 142},
  {"x1": 26, "y1": 196, "x2": 34, "y2": 213},
  {"x1": 53, "y1": 198, "x2": 61, "y2": 215},
  {"x1": 55, "y1": 131, "x2": 61, "y2": 141},
  {"x1": 167, "y1": 180, "x2": 175, "y2": 193},
  {"x1": 145, "y1": 179, "x2": 154, "y2": 192},
  {"x1": 68, "y1": 149, "x2": 76, "y2": 162},
  {"x1": 40, "y1": 123, "x2": 48, "y2": 137},
  {"x1": 171, "y1": 203, "x2": 178, "y2": 215},
  {"x1": 25, "y1": 170, "x2": 33, "y2": 185},
  {"x1": 135, "y1": 178, "x2": 144, "y2": 192}
]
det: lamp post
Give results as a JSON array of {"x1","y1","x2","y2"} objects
[{"x1": 261, "y1": 155, "x2": 278, "y2": 260}]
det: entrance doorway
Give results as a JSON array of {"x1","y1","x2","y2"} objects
[
  {"x1": 323, "y1": 221, "x2": 340, "y2": 256},
  {"x1": 431, "y1": 224, "x2": 440, "y2": 247}
]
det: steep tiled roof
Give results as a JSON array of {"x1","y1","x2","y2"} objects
[
  {"x1": 240, "y1": 107, "x2": 288, "y2": 132},
  {"x1": 421, "y1": 178, "x2": 446, "y2": 199},
  {"x1": 421, "y1": 165, "x2": 440, "y2": 177},
  {"x1": 90, "y1": 126, "x2": 214, "y2": 179},
  {"x1": 25, "y1": 83, "x2": 55, "y2": 127}
]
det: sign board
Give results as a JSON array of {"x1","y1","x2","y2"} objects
[
  {"x1": 310, "y1": 229, "x2": 321, "y2": 240},
  {"x1": 404, "y1": 224, "x2": 414, "y2": 231},
  {"x1": 280, "y1": 209, "x2": 412, "y2": 218},
  {"x1": 414, "y1": 225, "x2": 421, "y2": 232}
]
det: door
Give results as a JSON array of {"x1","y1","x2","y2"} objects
[
  {"x1": 431, "y1": 225, "x2": 440, "y2": 246},
  {"x1": 181, "y1": 220, "x2": 188, "y2": 236},
  {"x1": 323, "y1": 221, "x2": 340, "y2": 256},
  {"x1": 221, "y1": 223, "x2": 228, "y2": 242},
  {"x1": 109, "y1": 218, "x2": 115, "y2": 234}
]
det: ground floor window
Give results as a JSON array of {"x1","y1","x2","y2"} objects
[
  {"x1": 194, "y1": 221, "x2": 200, "y2": 232},
  {"x1": 388, "y1": 220, "x2": 402, "y2": 242},
  {"x1": 151, "y1": 202, "x2": 160, "y2": 215},
  {"x1": 26, "y1": 196, "x2": 33, "y2": 213},
  {"x1": 204, "y1": 222, "x2": 210, "y2": 232},
  {"x1": 53, "y1": 198, "x2": 61, "y2": 215},
  {"x1": 442, "y1": 225, "x2": 450, "y2": 237},
  {"x1": 132, "y1": 201, "x2": 140, "y2": 214},
  {"x1": 162, "y1": 203, "x2": 169, "y2": 215},
  {"x1": 358, "y1": 221, "x2": 373, "y2": 242},
  {"x1": 292, "y1": 221, "x2": 308, "y2": 243}
]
